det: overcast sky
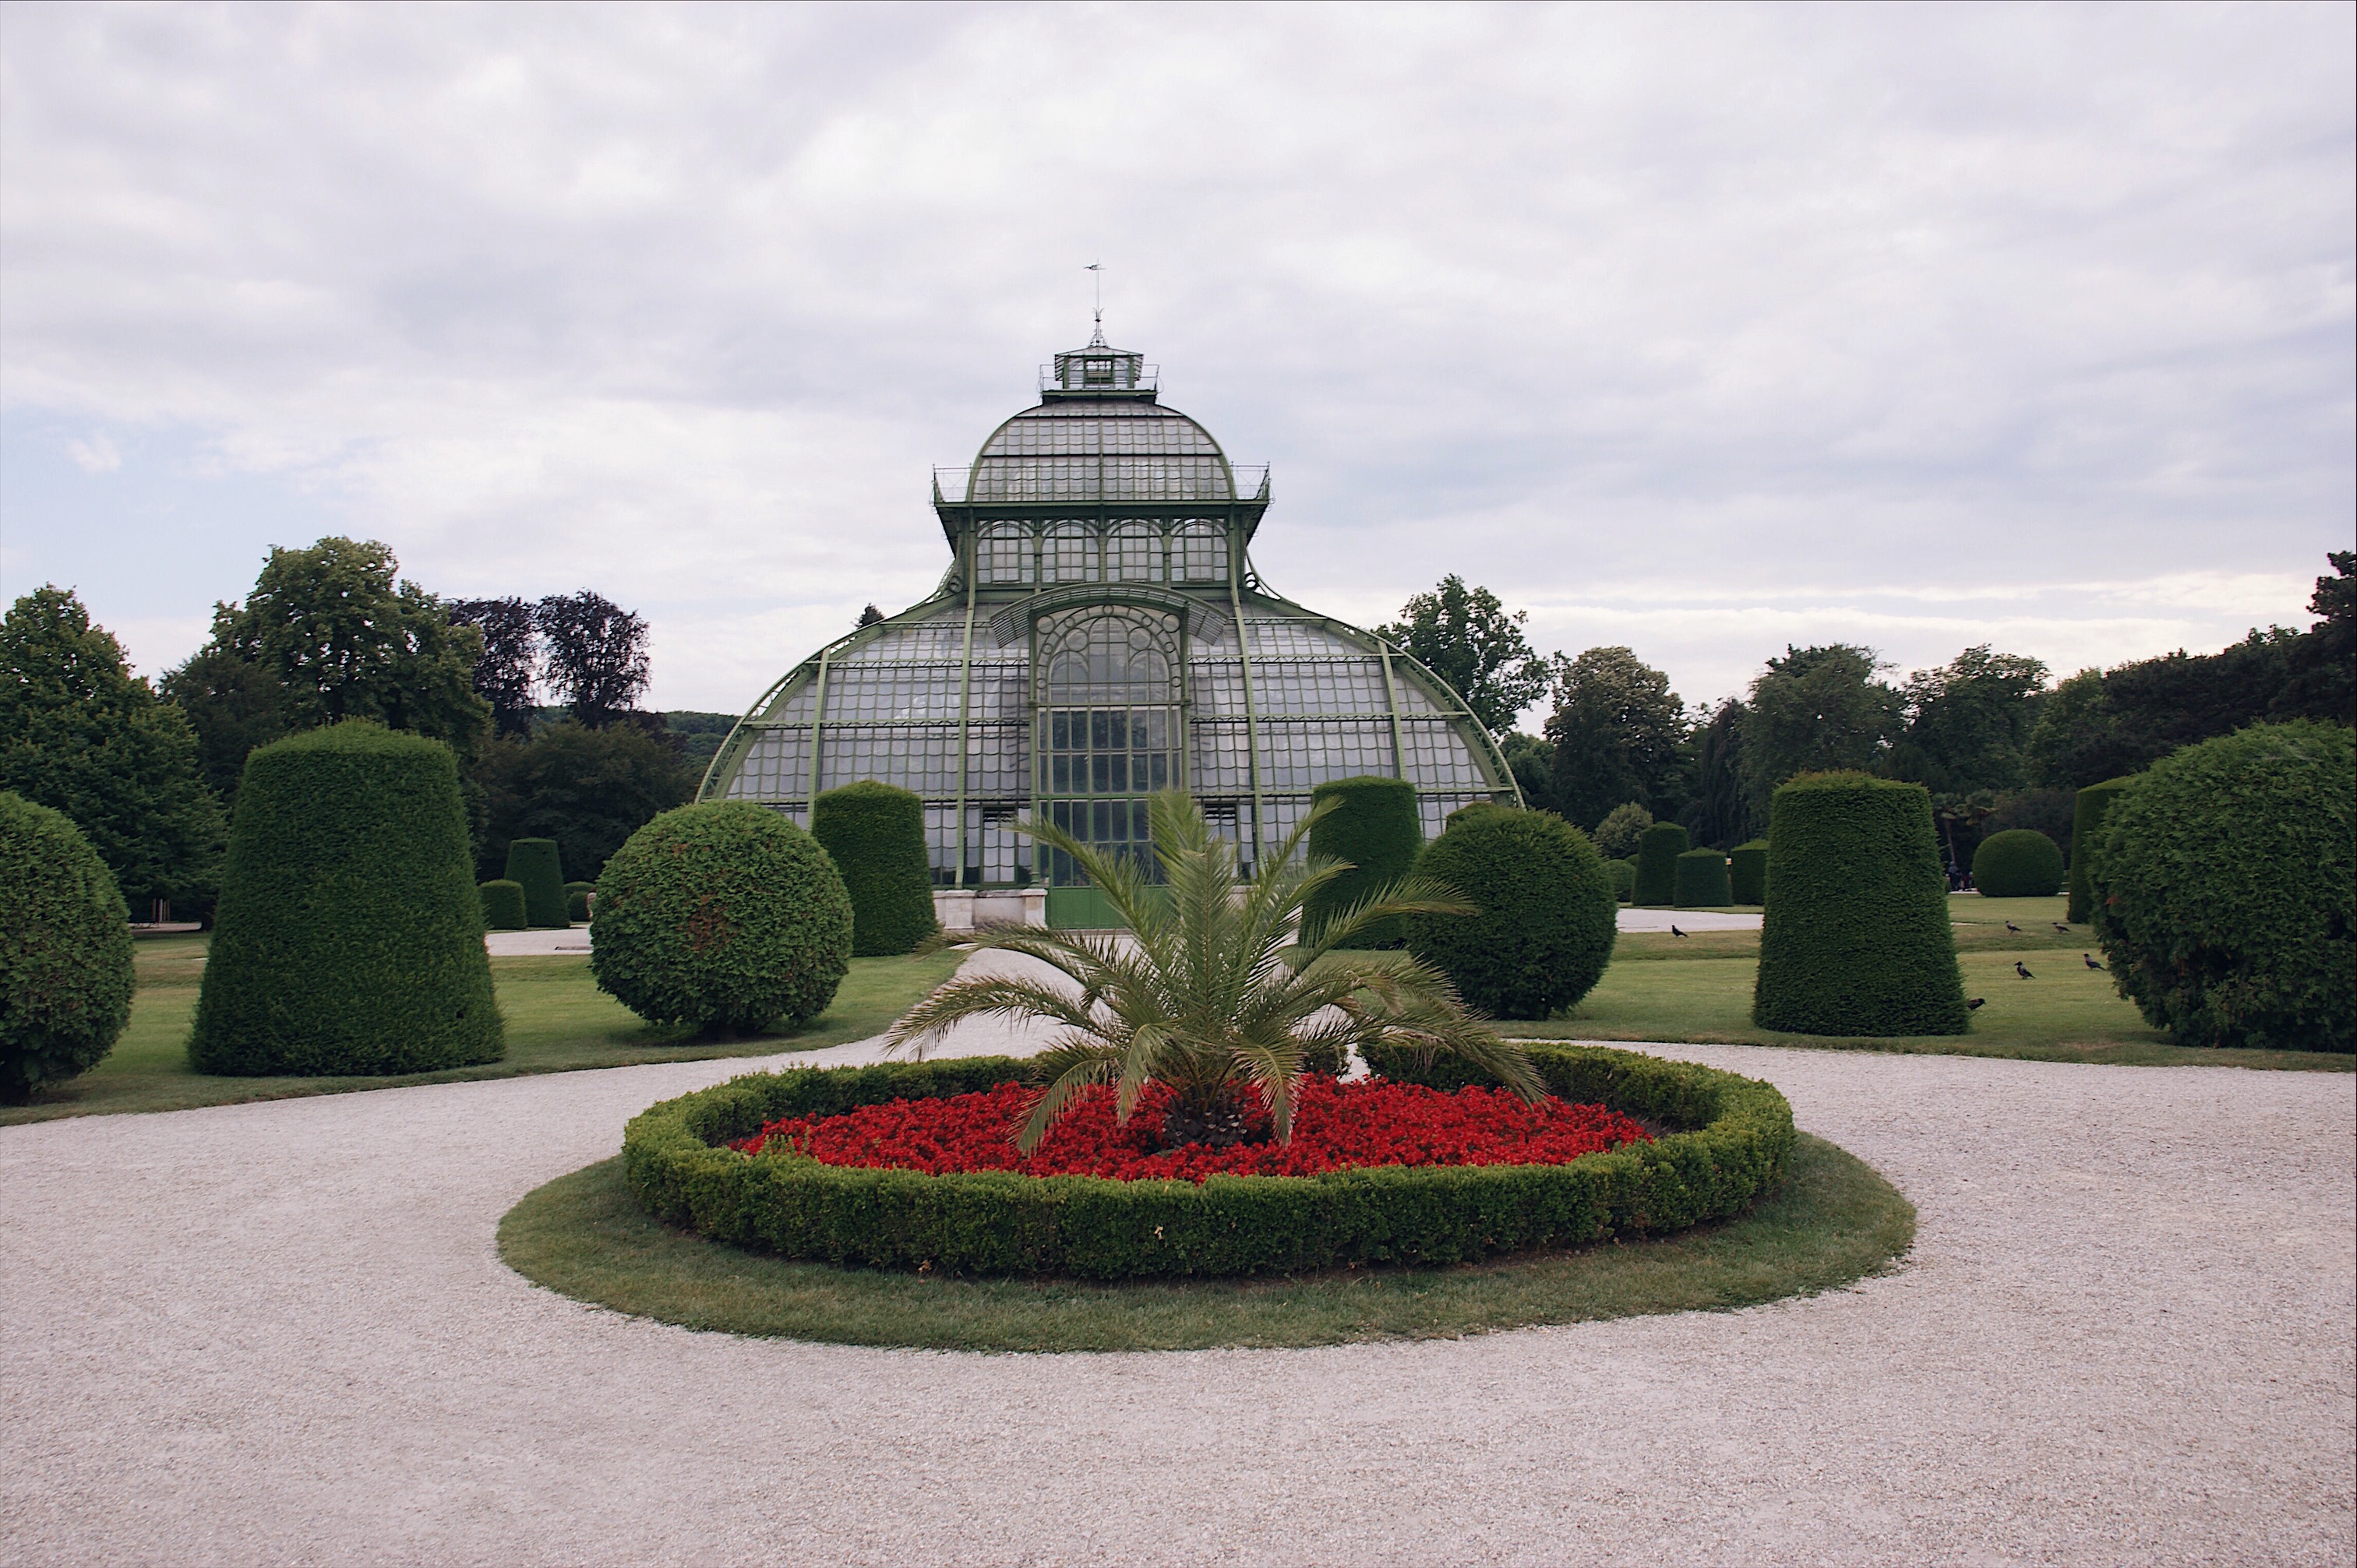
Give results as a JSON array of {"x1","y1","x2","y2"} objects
[{"x1": 3, "y1": 2, "x2": 2350, "y2": 725}]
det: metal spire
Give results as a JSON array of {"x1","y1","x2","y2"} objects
[{"x1": 1085, "y1": 262, "x2": 1106, "y2": 346}]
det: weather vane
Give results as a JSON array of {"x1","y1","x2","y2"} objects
[{"x1": 1085, "y1": 261, "x2": 1104, "y2": 342}]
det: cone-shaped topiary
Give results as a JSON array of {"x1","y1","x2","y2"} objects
[
  {"x1": 565, "y1": 881, "x2": 595, "y2": 922},
  {"x1": 1607, "y1": 857, "x2": 1635, "y2": 902},
  {"x1": 479, "y1": 879, "x2": 527, "y2": 931},
  {"x1": 1729, "y1": 840, "x2": 1768, "y2": 905},
  {"x1": 1406, "y1": 803, "x2": 1618, "y2": 1020},
  {"x1": 0, "y1": 792, "x2": 136, "y2": 1104},
  {"x1": 2089, "y1": 722, "x2": 2353, "y2": 1052},
  {"x1": 809, "y1": 780, "x2": 938, "y2": 957},
  {"x1": 1631, "y1": 822, "x2": 1688, "y2": 906},
  {"x1": 1304, "y1": 774, "x2": 1421, "y2": 947},
  {"x1": 1972, "y1": 828, "x2": 2064, "y2": 898},
  {"x1": 1674, "y1": 847, "x2": 1732, "y2": 907},
  {"x1": 593, "y1": 802, "x2": 852, "y2": 1034},
  {"x1": 1753, "y1": 772, "x2": 1967, "y2": 1037},
  {"x1": 503, "y1": 837, "x2": 569, "y2": 928},
  {"x1": 2066, "y1": 777, "x2": 2140, "y2": 922},
  {"x1": 191, "y1": 722, "x2": 504, "y2": 1076}
]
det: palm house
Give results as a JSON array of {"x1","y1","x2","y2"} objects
[{"x1": 698, "y1": 329, "x2": 1519, "y2": 927}]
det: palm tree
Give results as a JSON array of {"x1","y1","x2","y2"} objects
[{"x1": 886, "y1": 790, "x2": 1542, "y2": 1152}]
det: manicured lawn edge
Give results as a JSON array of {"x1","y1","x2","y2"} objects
[{"x1": 621, "y1": 1046, "x2": 1796, "y2": 1280}]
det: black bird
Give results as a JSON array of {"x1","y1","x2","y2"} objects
[
  {"x1": 2052, "y1": 921, "x2": 2071, "y2": 933},
  {"x1": 1967, "y1": 997, "x2": 1986, "y2": 1010},
  {"x1": 2084, "y1": 953, "x2": 2105, "y2": 971},
  {"x1": 2015, "y1": 961, "x2": 2035, "y2": 979},
  {"x1": 2004, "y1": 921, "x2": 2022, "y2": 933},
  {"x1": 1670, "y1": 925, "x2": 1688, "y2": 937}
]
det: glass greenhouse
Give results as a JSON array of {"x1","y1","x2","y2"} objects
[{"x1": 700, "y1": 331, "x2": 1519, "y2": 926}]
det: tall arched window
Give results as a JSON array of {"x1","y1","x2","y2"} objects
[
  {"x1": 1173, "y1": 520, "x2": 1226, "y2": 583},
  {"x1": 1036, "y1": 608, "x2": 1182, "y2": 885},
  {"x1": 978, "y1": 523, "x2": 1034, "y2": 585},
  {"x1": 1043, "y1": 521, "x2": 1096, "y2": 583}
]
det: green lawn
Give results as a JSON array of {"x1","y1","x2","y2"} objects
[{"x1": 1, "y1": 936, "x2": 965, "y2": 1126}]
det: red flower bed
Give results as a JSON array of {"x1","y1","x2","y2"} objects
[{"x1": 729, "y1": 1077, "x2": 1651, "y2": 1183}]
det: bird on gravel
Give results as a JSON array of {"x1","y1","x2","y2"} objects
[
  {"x1": 2004, "y1": 920, "x2": 2022, "y2": 933},
  {"x1": 1671, "y1": 925, "x2": 1688, "y2": 937},
  {"x1": 2052, "y1": 921, "x2": 2071, "y2": 933},
  {"x1": 1968, "y1": 997, "x2": 1986, "y2": 1010},
  {"x1": 2084, "y1": 953, "x2": 2105, "y2": 971},
  {"x1": 2015, "y1": 961, "x2": 2035, "y2": 979}
]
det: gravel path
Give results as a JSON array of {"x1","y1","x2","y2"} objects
[{"x1": 2, "y1": 984, "x2": 2349, "y2": 1566}]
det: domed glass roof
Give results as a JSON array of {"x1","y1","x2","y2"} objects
[{"x1": 969, "y1": 401, "x2": 1234, "y2": 503}]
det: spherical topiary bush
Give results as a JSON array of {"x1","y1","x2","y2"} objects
[
  {"x1": 0, "y1": 793, "x2": 135, "y2": 1104},
  {"x1": 1753, "y1": 772, "x2": 1967, "y2": 1038},
  {"x1": 1607, "y1": 857, "x2": 1635, "y2": 903},
  {"x1": 1304, "y1": 774, "x2": 1421, "y2": 947},
  {"x1": 1406, "y1": 805, "x2": 1617, "y2": 1020},
  {"x1": 2089, "y1": 722, "x2": 2354, "y2": 1052},
  {"x1": 1673, "y1": 847, "x2": 1732, "y2": 907},
  {"x1": 1631, "y1": 822, "x2": 1688, "y2": 906},
  {"x1": 190, "y1": 723, "x2": 503, "y2": 1076},
  {"x1": 808, "y1": 781, "x2": 937, "y2": 957},
  {"x1": 1729, "y1": 840, "x2": 1769, "y2": 905},
  {"x1": 565, "y1": 881, "x2": 595, "y2": 923},
  {"x1": 503, "y1": 837, "x2": 570, "y2": 928},
  {"x1": 479, "y1": 879, "x2": 527, "y2": 931},
  {"x1": 1972, "y1": 829, "x2": 2064, "y2": 898},
  {"x1": 2066, "y1": 776, "x2": 2139, "y2": 923},
  {"x1": 593, "y1": 802, "x2": 853, "y2": 1034}
]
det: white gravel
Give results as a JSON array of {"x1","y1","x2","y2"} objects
[{"x1": 2, "y1": 1002, "x2": 2350, "y2": 1566}]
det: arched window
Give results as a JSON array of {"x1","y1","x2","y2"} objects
[
  {"x1": 1036, "y1": 608, "x2": 1182, "y2": 885},
  {"x1": 1104, "y1": 521, "x2": 1163, "y2": 583},
  {"x1": 1043, "y1": 521, "x2": 1096, "y2": 583},
  {"x1": 1173, "y1": 520, "x2": 1226, "y2": 583},
  {"x1": 977, "y1": 523, "x2": 1034, "y2": 585}
]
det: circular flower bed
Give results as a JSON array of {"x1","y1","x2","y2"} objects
[{"x1": 729, "y1": 1078, "x2": 1651, "y2": 1181}]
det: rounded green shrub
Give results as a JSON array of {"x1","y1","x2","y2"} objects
[
  {"x1": 1631, "y1": 822, "x2": 1688, "y2": 906},
  {"x1": 809, "y1": 781, "x2": 938, "y2": 957},
  {"x1": 0, "y1": 793, "x2": 135, "y2": 1104},
  {"x1": 2089, "y1": 722, "x2": 2354, "y2": 1052},
  {"x1": 1304, "y1": 774, "x2": 1421, "y2": 946},
  {"x1": 1607, "y1": 857, "x2": 1635, "y2": 902},
  {"x1": 1406, "y1": 805, "x2": 1617, "y2": 1020},
  {"x1": 503, "y1": 837, "x2": 570, "y2": 928},
  {"x1": 593, "y1": 802, "x2": 852, "y2": 1034},
  {"x1": 1752, "y1": 772, "x2": 1967, "y2": 1038},
  {"x1": 1674, "y1": 848, "x2": 1731, "y2": 907},
  {"x1": 565, "y1": 881, "x2": 595, "y2": 923},
  {"x1": 2066, "y1": 776, "x2": 2139, "y2": 922},
  {"x1": 1729, "y1": 840, "x2": 1768, "y2": 905},
  {"x1": 479, "y1": 879, "x2": 527, "y2": 931},
  {"x1": 190, "y1": 723, "x2": 504, "y2": 1076},
  {"x1": 1972, "y1": 828, "x2": 2064, "y2": 898}
]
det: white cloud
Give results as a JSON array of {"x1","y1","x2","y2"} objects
[{"x1": 64, "y1": 431, "x2": 118, "y2": 473}]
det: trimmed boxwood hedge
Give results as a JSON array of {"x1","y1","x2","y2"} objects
[
  {"x1": 0, "y1": 792, "x2": 136, "y2": 1104},
  {"x1": 1631, "y1": 823, "x2": 1687, "y2": 906},
  {"x1": 1405, "y1": 803, "x2": 1617, "y2": 1020},
  {"x1": 1304, "y1": 774, "x2": 1422, "y2": 946},
  {"x1": 479, "y1": 879, "x2": 528, "y2": 932},
  {"x1": 810, "y1": 781, "x2": 938, "y2": 957},
  {"x1": 1607, "y1": 857, "x2": 1636, "y2": 903},
  {"x1": 2066, "y1": 776, "x2": 2139, "y2": 923},
  {"x1": 622, "y1": 1044, "x2": 1794, "y2": 1280},
  {"x1": 2089, "y1": 721, "x2": 2354, "y2": 1052},
  {"x1": 1728, "y1": 840, "x2": 1768, "y2": 905},
  {"x1": 1971, "y1": 828, "x2": 2064, "y2": 898},
  {"x1": 1673, "y1": 847, "x2": 1731, "y2": 907},
  {"x1": 1752, "y1": 771, "x2": 1967, "y2": 1038},
  {"x1": 565, "y1": 881, "x2": 596, "y2": 923},
  {"x1": 504, "y1": 837, "x2": 570, "y2": 928},
  {"x1": 190, "y1": 722, "x2": 504, "y2": 1076}
]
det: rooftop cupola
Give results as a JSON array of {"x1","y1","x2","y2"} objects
[{"x1": 1043, "y1": 320, "x2": 1156, "y2": 401}]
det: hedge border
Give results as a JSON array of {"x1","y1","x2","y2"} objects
[{"x1": 623, "y1": 1045, "x2": 1794, "y2": 1281}]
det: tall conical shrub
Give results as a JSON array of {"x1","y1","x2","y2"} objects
[
  {"x1": 1753, "y1": 772, "x2": 1967, "y2": 1037},
  {"x1": 1304, "y1": 774, "x2": 1421, "y2": 947},
  {"x1": 503, "y1": 837, "x2": 570, "y2": 928},
  {"x1": 2066, "y1": 776, "x2": 2139, "y2": 923},
  {"x1": 1632, "y1": 822, "x2": 1688, "y2": 906},
  {"x1": 810, "y1": 781, "x2": 938, "y2": 957},
  {"x1": 191, "y1": 722, "x2": 503, "y2": 1075},
  {"x1": 0, "y1": 793, "x2": 135, "y2": 1104}
]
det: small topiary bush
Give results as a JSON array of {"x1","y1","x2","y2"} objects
[
  {"x1": 1304, "y1": 774, "x2": 1422, "y2": 947},
  {"x1": 809, "y1": 781, "x2": 938, "y2": 957},
  {"x1": 1673, "y1": 847, "x2": 1731, "y2": 907},
  {"x1": 503, "y1": 837, "x2": 570, "y2": 928},
  {"x1": 1752, "y1": 772, "x2": 1967, "y2": 1037},
  {"x1": 1406, "y1": 804, "x2": 1617, "y2": 1020},
  {"x1": 1729, "y1": 840, "x2": 1768, "y2": 905},
  {"x1": 479, "y1": 879, "x2": 527, "y2": 931},
  {"x1": 2089, "y1": 721, "x2": 2354, "y2": 1052},
  {"x1": 1971, "y1": 828, "x2": 2064, "y2": 898},
  {"x1": 593, "y1": 802, "x2": 853, "y2": 1035},
  {"x1": 190, "y1": 722, "x2": 504, "y2": 1076},
  {"x1": 0, "y1": 792, "x2": 135, "y2": 1104},
  {"x1": 1593, "y1": 802, "x2": 1653, "y2": 861},
  {"x1": 565, "y1": 881, "x2": 595, "y2": 922},
  {"x1": 2066, "y1": 776, "x2": 2139, "y2": 922},
  {"x1": 1631, "y1": 822, "x2": 1688, "y2": 906},
  {"x1": 1607, "y1": 857, "x2": 1635, "y2": 902}
]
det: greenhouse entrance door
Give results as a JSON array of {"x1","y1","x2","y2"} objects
[{"x1": 1036, "y1": 608, "x2": 1182, "y2": 931}]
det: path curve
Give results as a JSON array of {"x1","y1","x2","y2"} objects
[{"x1": 2, "y1": 974, "x2": 2349, "y2": 1566}]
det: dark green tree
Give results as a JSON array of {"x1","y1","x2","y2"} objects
[
  {"x1": 1378, "y1": 575, "x2": 1552, "y2": 735},
  {"x1": 1897, "y1": 646, "x2": 2049, "y2": 795},
  {"x1": 1738, "y1": 645, "x2": 1900, "y2": 816},
  {"x1": 2272, "y1": 549, "x2": 2352, "y2": 724},
  {"x1": 0, "y1": 588, "x2": 224, "y2": 911},
  {"x1": 446, "y1": 597, "x2": 542, "y2": 738},
  {"x1": 471, "y1": 720, "x2": 696, "y2": 883},
  {"x1": 1498, "y1": 731, "x2": 1559, "y2": 816},
  {"x1": 1544, "y1": 646, "x2": 1689, "y2": 830},
  {"x1": 1681, "y1": 697, "x2": 1755, "y2": 848}
]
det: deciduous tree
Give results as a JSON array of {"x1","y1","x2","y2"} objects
[
  {"x1": 1544, "y1": 647, "x2": 1688, "y2": 830},
  {"x1": 1378, "y1": 575, "x2": 1552, "y2": 735},
  {"x1": 536, "y1": 590, "x2": 650, "y2": 728}
]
